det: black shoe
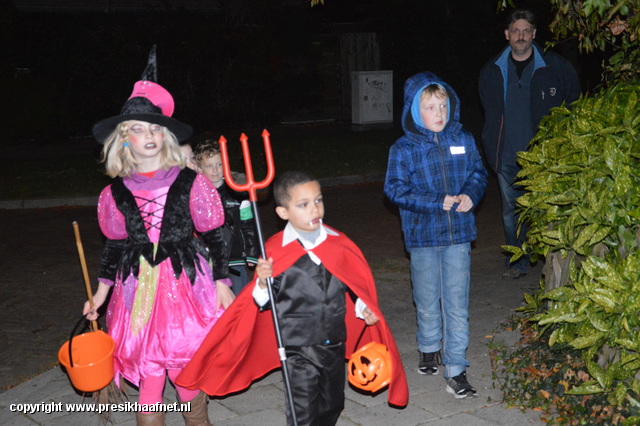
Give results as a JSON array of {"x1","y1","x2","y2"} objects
[
  {"x1": 445, "y1": 371, "x2": 478, "y2": 399},
  {"x1": 502, "y1": 267, "x2": 526, "y2": 279},
  {"x1": 418, "y1": 351, "x2": 440, "y2": 375}
]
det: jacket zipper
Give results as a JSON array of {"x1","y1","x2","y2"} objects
[
  {"x1": 239, "y1": 228, "x2": 247, "y2": 258},
  {"x1": 496, "y1": 62, "x2": 547, "y2": 172},
  {"x1": 496, "y1": 116, "x2": 504, "y2": 172},
  {"x1": 435, "y1": 133, "x2": 454, "y2": 245}
]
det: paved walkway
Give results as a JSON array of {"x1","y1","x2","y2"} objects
[{"x1": 0, "y1": 178, "x2": 545, "y2": 425}]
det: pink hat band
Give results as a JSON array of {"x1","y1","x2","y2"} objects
[{"x1": 129, "y1": 80, "x2": 175, "y2": 117}]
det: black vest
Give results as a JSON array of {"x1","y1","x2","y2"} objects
[
  {"x1": 272, "y1": 253, "x2": 348, "y2": 347},
  {"x1": 97, "y1": 168, "x2": 208, "y2": 284}
]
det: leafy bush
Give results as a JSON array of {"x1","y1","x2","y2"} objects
[
  {"x1": 491, "y1": 314, "x2": 640, "y2": 424},
  {"x1": 547, "y1": 0, "x2": 640, "y2": 85},
  {"x1": 508, "y1": 84, "x2": 640, "y2": 414}
]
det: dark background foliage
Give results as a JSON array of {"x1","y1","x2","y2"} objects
[{"x1": 0, "y1": 0, "x2": 595, "y2": 145}]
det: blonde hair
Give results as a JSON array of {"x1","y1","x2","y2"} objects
[
  {"x1": 101, "y1": 121, "x2": 184, "y2": 178},
  {"x1": 420, "y1": 84, "x2": 448, "y2": 102}
]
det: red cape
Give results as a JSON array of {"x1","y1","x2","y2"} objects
[{"x1": 176, "y1": 226, "x2": 408, "y2": 407}]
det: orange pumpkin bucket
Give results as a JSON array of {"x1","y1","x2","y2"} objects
[
  {"x1": 59, "y1": 221, "x2": 115, "y2": 392},
  {"x1": 58, "y1": 315, "x2": 115, "y2": 393},
  {"x1": 348, "y1": 341, "x2": 392, "y2": 393}
]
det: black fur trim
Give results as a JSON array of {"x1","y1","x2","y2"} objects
[
  {"x1": 201, "y1": 227, "x2": 230, "y2": 279},
  {"x1": 99, "y1": 168, "x2": 208, "y2": 285}
]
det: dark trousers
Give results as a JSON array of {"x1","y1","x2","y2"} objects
[
  {"x1": 285, "y1": 342, "x2": 345, "y2": 426},
  {"x1": 229, "y1": 264, "x2": 249, "y2": 295},
  {"x1": 497, "y1": 165, "x2": 528, "y2": 271}
]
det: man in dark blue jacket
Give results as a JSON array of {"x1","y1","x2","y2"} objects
[{"x1": 479, "y1": 8, "x2": 580, "y2": 278}]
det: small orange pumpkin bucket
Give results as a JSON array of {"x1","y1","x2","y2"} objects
[
  {"x1": 58, "y1": 221, "x2": 115, "y2": 392},
  {"x1": 58, "y1": 315, "x2": 115, "y2": 392},
  {"x1": 348, "y1": 341, "x2": 392, "y2": 393}
]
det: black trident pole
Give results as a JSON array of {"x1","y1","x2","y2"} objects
[{"x1": 218, "y1": 130, "x2": 298, "y2": 426}]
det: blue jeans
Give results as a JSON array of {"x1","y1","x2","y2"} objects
[
  {"x1": 410, "y1": 243, "x2": 470, "y2": 378},
  {"x1": 229, "y1": 264, "x2": 249, "y2": 295},
  {"x1": 497, "y1": 166, "x2": 528, "y2": 272}
]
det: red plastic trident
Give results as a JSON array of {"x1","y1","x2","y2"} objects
[
  {"x1": 218, "y1": 130, "x2": 275, "y2": 203},
  {"x1": 218, "y1": 130, "x2": 298, "y2": 426}
]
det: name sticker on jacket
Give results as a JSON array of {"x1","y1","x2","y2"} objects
[{"x1": 450, "y1": 146, "x2": 465, "y2": 155}]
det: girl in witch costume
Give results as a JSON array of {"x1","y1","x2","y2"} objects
[{"x1": 83, "y1": 48, "x2": 234, "y2": 426}]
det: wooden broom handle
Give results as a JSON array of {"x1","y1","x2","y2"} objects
[{"x1": 72, "y1": 221, "x2": 98, "y2": 332}]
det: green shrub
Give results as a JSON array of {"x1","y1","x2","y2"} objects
[
  {"x1": 491, "y1": 313, "x2": 640, "y2": 424},
  {"x1": 509, "y1": 84, "x2": 640, "y2": 412}
]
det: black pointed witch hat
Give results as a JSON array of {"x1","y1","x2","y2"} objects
[{"x1": 92, "y1": 46, "x2": 193, "y2": 144}]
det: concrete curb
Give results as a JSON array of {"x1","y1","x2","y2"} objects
[
  {"x1": 0, "y1": 196, "x2": 99, "y2": 210},
  {"x1": 0, "y1": 174, "x2": 385, "y2": 210}
]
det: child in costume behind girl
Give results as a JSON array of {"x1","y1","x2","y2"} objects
[
  {"x1": 194, "y1": 139, "x2": 260, "y2": 295},
  {"x1": 83, "y1": 49, "x2": 234, "y2": 426}
]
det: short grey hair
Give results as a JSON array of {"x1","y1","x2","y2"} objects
[{"x1": 505, "y1": 9, "x2": 536, "y2": 30}]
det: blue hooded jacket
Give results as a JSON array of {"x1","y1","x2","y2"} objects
[{"x1": 384, "y1": 72, "x2": 488, "y2": 248}]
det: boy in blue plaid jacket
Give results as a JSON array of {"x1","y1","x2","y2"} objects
[{"x1": 384, "y1": 71, "x2": 487, "y2": 398}]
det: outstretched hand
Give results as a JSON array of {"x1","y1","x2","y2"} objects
[
  {"x1": 82, "y1": 282, "x2": 110, "y2": 321},
  {"x1": 216, "y1": 281, "x2": 235, "y2": 311},
  {"x1": 256, "y1": 257, "x2": 274, "y2": 289},
  {"x1": 362, "y1": 307, "x2": 380, "y2": 326}
]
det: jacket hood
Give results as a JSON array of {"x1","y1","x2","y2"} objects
[{"x1": 402, "y1": 71, "x2": 461, "y2": 139}]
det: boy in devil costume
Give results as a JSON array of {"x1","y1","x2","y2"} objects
[{"x1": 177, "y1": 171, "x2": 408, "y2": 425}]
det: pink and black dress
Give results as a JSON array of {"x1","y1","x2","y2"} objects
[{"x1": 96, "y1": 166, "x2": 228, "y2": 386}]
